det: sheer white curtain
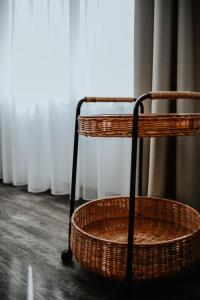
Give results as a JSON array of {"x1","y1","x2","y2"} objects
[
  {"x1": 76, "y1": 0, "x2": 134, "y2": 199},
  {"x1": 0, "y1": 0, "x2": 134, "y2": 198},
  {"x1": 0, "y1": 0, "x2": 74, "y2": 194}
]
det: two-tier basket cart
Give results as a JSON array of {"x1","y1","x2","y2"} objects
[{"x1": 61, "y1": 91, "x2": 200, "y2": 283}]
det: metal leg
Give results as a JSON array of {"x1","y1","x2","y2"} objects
[
  {"x1": 61, "y1": 99, "x2": 85, "y2": 263},
  {"x1": 126, "y1": 96, "x2": 148, "y2": 282},
  {"x1": 126, "y1": 108, "x2": 139, "y2": 281}
]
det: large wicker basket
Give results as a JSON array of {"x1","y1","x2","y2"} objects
[
  {"x1": 71, "y1": 196, "x2": 200, "y2": 281},
  {"x1": 78, "y1": 113, "x2": 200, "y2": 137}
]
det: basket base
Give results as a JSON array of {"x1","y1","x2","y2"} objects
[{"x1": 84, "y1": 216, "x2": 192, "y2": 244}]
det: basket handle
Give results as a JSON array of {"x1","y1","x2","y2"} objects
[
  {"x1": 150, "y1": 91, "x2": 200, "y2": 100},
  {"x1": 85, "y1": 97, "x2": 135, "y2": 103}
]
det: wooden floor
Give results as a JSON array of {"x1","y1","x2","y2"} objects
[{"x1": 0, "y1": 183, "x2": 200, "y2": 300}]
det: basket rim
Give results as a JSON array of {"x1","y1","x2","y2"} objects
[
  {"x1": 78, "y1": 113, "x2": 200, "y2": 118},
  {"x1": 71, "y1": 196, "x2": 200, "y2": 246}
]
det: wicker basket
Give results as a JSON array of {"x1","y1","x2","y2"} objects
[
  {"x1": 78, "y1": 113, "x2": 200, "y2": 137},
  {"x1": 71, "y1": 196, "x2": 200, "y2": 281}
]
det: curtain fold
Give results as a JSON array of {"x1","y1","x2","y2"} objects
[
  {"x1": 134, "y1": 0, "x2": 200, "y2": 210},
  {"x1": 0, "y1": 0, "x2": 73, "y2": 195},
  {"x1": 74, "y1": 0, "x2": 135, "y2": 199}
]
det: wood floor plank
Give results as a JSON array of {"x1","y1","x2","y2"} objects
[{"x1": 0, "y1": 183, "x2": 200, "y2": 300}]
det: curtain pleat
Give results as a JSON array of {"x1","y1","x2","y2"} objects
[{"x1": 134, "y1": 0, "x2": 200, "y2": 210}]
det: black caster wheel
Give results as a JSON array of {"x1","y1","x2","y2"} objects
[{"x1": 61, "y1": 249, "x2": 73, "y2": 263}]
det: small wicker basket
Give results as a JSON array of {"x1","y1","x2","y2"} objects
[
  {"x1": 78, "y1": 113, "x2": 200, "y2": 137},
  {"x1": 71, "y1": 196, "x2": 200, "y2": 281}
]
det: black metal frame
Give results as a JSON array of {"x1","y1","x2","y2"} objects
[
  {"x1": 61, "y1": 95, "x2": 148, "y2": 282},
  {"x1": 61, "y1": 98, "x2": 86, "y2": 262},
  {"x1": 126, "y1": 93, "x2": 149, "y2": 281}
]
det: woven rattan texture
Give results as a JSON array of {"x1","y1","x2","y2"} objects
[
  {"x1": 71, "y1": 196, "x2": 200, "y2": 281},
  {"x1": 150, "y1": 91, "x2": 200, "y2": 99},
  {"x1": 78, "y1": 113, "x2": 200, "y2": 137}
]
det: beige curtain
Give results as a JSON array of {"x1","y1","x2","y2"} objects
[{"x1": 134, "y1": 0, "x2": 200, "y2": 210}]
